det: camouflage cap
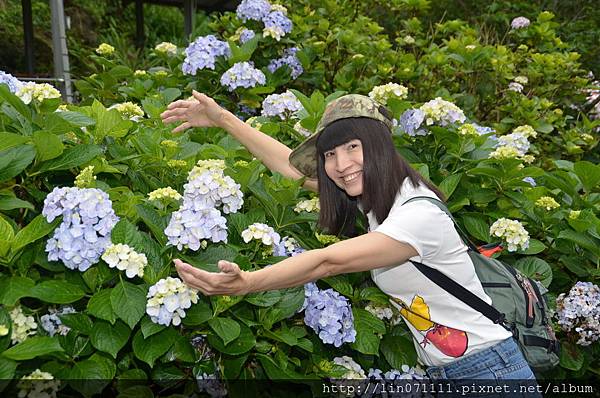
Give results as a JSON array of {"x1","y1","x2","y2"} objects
[{"x1": 289, "y1": 94, "x2": 393, "y2": 179}]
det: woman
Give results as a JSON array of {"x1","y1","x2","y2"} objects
[{"x1": 161, "y1": 92, "x2": 539, "y2": 387}]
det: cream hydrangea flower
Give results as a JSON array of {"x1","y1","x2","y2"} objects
[
  {"x1": 134, "y1": 69, "x2": 147, "y2": 77},
  {"x1": 16, "y1": 82, "x2": 61, "y2": 104},
  {"x1": 146, "y1": 277, "x2": 199, "y2": 326},
  {"x1": 368, "y1": 83, "x2": 408, "y2": 105},
  {"x1": 155, "y1": 41, "x2": 177, "y2": 56},
  {"x1": 489, "y1": 218, "x2": 530, "y2": 252},
  {"x1": 332, "y1": 356, "x2": 367, "y2": 379},
  {"x1": 160, "y1": 139, "x2": 178, "y2": 149},
  {"x1": 148, "y1": 187, "x2": 182, "y2": 202},
  {"x1": 535, "y1": 196, "x2": 560, "y2": 211},
  {"x1": 294, "y1": 197, "x2": 320, "y2": 213},
  {"x1": 419, "y1": 97, "x2": 466, "y2": 126},
  {"x1": 108, "y1": 101, "x2": 144, "y2": 120},
  {"x1": 95, "y1": 43, "x2": 115, "y2": 56},
  {"x1": 241, "y1": 223, "x2": 281, "y2": 245},
  {"x1": 513, "y1": 124, "x2": 537, "y2": 139},
  {"x1": 74, "y1": 166, "x2": 96, "y2": 188},
  {"x1": 514, "y1": 76, "x2": 528, "y2": 85},
  {"x1": 365, "y1": 304, "x2": 394, "y2": 321},
  {"x1": 0, "y1": 324, "x2": 8, "y2": 336},
  {"x1": 167, "y1": 159, "x2": 188, "y2": 168},
  {"x1": 101, "y1": 243, "x2": 147, "y2": 278},
  {"x1": 569, "y1": 210, "x2": 581, "y2": 219},
  {"x1": 270, "y1": 4, "x2": 288, "y2": 14},
  {"x1": 9, "y1": 306, "x2": 37, "y2": 344},
  {"x1": 458, "y1": 123, "x2": 479, "y2": 136},
  {"x1": 315, "y1": 232, "x2": 340, "y2": 245},
  {"x1": 154, "y1": 70, "x2": 168, "y2": 78},
  {"x1": 17, "y1": 369, "x2": 60, "y2": 398},
  {"x1": 489, "y1": 146, "x2": 521, "y2": 160}
]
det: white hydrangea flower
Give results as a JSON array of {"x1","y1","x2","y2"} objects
[
  {"x1": 332, "y1": 356, "x2": 367, "y2": 379},
  {"x1": 368, "y1": 83, "x2": 408, "y2": 105},
  {"x1": 9, "y1": 306, "x2": 37, "y2": 344},
  {"x1": 16, "y1": 82, "x2": 61, "y2": 104},
  {"x1": 419, "y1": 97, "x2": 466, "y2": 126},
  {"x1": 17, "y1": 369, "x2": 60, "y2": 398},
  {"x1": 241, "y1": 223, "x2": 281, "y2": 246},
  {"x1": 261, "y1": 90, "x2": 303, "y2": 120},
  {"x1": 148, "y1": 187, "x2": 182, "y2": 202},
  {"x1": 489, "y1": 218, "x2": 530, "y2": 252},
  {"x1": 108, "y1": 102, "x2": 144, "y2": 121},
  {"x1": 365, "y1": 304, "x2": 394, "y2": 321},
  {"x1": 155, "y1": 41, "x2": 178, "y2": 56},
  {"x1": 146, "y1": 277, "x2": 199, "y2": 326},
  {"x1": 508, "y1": 82, "x2": 523, "y2": 93},
  {"x1": 511, "y1": 17, "x2": 530, "y2": 29},
  {"x1": 294, "y1": 197, "x2": 320, "y2": 213},
  {"x1": 101, "y1": 243, "x2": 147, "y2": 278}
]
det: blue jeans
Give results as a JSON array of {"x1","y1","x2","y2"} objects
[{"x1": 426, "y1": 337, "x2": 541, "y2": 397}]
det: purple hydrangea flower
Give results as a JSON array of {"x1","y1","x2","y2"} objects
[
  {"x1": 236, "y1": 0, "x2": 271, "y2": 22},
  {"x1": 261, "y1": 90, "x2": 303, "y2": 119},
  {"x1": 0, "y1": 70, "x2": 23, "y2": 93},
  {"x1": 267, "y1": 47, "x2": 303, "y2": 79},
  {"x1": 220, "y1": 61, "x2": 266, "y2": 91},
  {"x1": 262, "y1": 10, "x2": 292, "y2": 41},
  {"x1": 522, "y1": 177, "x2": 536, "y2": 187},
  {"x1": 239, "y1": 29, "x2": 256, "y2": 44},
  {"x1": 511, "y1": 17, "x2": 530, "y2": 29},
  {"x1": 303, "y1": 285, "x2": 356, "y2": 347},
  {"x1": 473, "y1": 123, "x2": 495, "y2": 135},
  {"x1": 272, "y1": 236, "x2": 305, "y2": 257},
  {"x1": 182, "y1": 35, "x2": 230, "y2": 75},
  {"x1": 399, "y1": 108, "x2": 427, "y2": 136}
]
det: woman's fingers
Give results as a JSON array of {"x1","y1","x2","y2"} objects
[
  {"x1": 172, "y1": 121, "x2": 191, "y2": 133},
  {"x1": 217, "y1": 260, "x2": 240, "y2": 274},
  {"x1": 166, "y1": 99, "x2": 192, "y2": 110}
]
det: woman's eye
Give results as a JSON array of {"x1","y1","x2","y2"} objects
[
  {"x1": 348, "y1": 143, "x2": 359, "y2": 150},
  {"x1": 324, "y1": 152, "x2": 335, "y2": 158}
]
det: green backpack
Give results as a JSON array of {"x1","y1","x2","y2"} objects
[{"x1": 404, "y1": 196, "x2": 560, "y2": 373}]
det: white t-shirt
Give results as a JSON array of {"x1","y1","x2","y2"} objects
[{"x1": 366, "y1": 178, "x2": 512, "y2": 367}]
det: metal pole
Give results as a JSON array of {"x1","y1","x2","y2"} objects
[
  {"x1": 22, "y1": 0, "x2": 35, "y2": 74},
  {"x1": 135, "y1": 0, "x2": 145, "y2": 48},
  {"x1": 183, "y1": 0, "x2": 196, "y2": 40},
  {"x1": 50, "y1": 0, "x2": 73, "y2": 102}
]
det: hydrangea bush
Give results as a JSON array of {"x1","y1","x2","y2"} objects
[{"x1": 0, "y1": 0, "x2": 599, "y2": 394}]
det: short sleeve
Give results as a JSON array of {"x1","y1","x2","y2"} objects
[{"x1": 374, "y1": 200, "x2": 449, "y2": 260}]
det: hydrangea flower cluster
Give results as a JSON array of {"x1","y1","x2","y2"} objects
[
  {"x1": 272, "y1": 236, "x2": 305, "y2": 257},
  {"x1": 10, "y1": 306, "x2": 37, "y2": 344},
  {"x1": 495, "y1": 132, "x2": 531, "y2": 156},
  {"x1": 490, "y1": 125, "x2": 537, "y2": 161},
  {"x1": 165, "y1": 160, "x2": 243, "y2": 250},
  {"x1": 261, "y1": 90, "x2": 302, "y2": 119},
  {"x1": 40, "y1": 306, "x2": 75, "y2": 337},
  {"x1": 398, "y1": 108, "x2": 427, "y2": 136},
  {"x1": 101, "y1": 243, "x2": 147, "y2": 278},
  {"x1": 369, "y1": 364, "x2": 427, "y2": 381},
  {"x1": 16, "y1": 82, "x2": 61, "y2": 104},
  {"x1": 155, "y1": 41, "x2": 177, "y2": 56},
  {"x1": 522, "y1": 177, "x2": 537, "y2": 187},
  {"x1": 160, "y1": 139, "x2": 178, "y2": 149},
  {"x1": 134, "y1": 69, "x2": 147, "y2": 77},
  {"x1": 535, "y1": 196, "x2": 560, "y2": 211},
  {"x1": 332, "y1": 356, "x2": 366, "y2": 378},
  {"x1": 556, "y1": 282, "x2": 600, "y2": 346},
  {"x1": 220, "y1": 61, "x2": 266, "y2": 91},
  {"x1": 267, "y1": 47, "x2": 303, "y2": 79},
  {"x1": 197, "y1": 372, "x2": 228, "y2": 397},
  {"x1": 419, "y1": 97, "x2": 466, "y2": 127},
  {"x1": 0, "y1": 324, "x2": 8, "y2": 336},
  {"x1": 148, "y1": 187, "x2": 182, "y2": 202},
  {"x1": 95, "y1": 43, "x2": 115, "y2": 55},
  {"x1": 489, "y1": 218, "x2": 530, "y2": 252},
  {"x1": 239, "y1": 28, "x2": 256, "y2": 44},
  {"x1": 315, "y1": 232, "x2": 341, "y2": 245},
  {"x1": 241, "y1": 223, "x2": 281, "y2": 246},
  {"x1": 294, "y1": 197, "x2": 320, "y2": 213},
  {"x1": 108, "y1": 101, "x2": 144, "y2": 121},
  {"x1": 368, "y1": 83, "x2": 408, "y2": 105},
  {"x1": 262, "y1": 10, "x2": 292, "y2": 41},
  {"x1": 365, "y1": 304, "x2": 394, "y2": 321},
  {"x1": 569, "y1": 210, "x2": 581, "y2": 219},
  {"x1": 17, "y1": 369, "x2": 60, "y2": 398},
  {"x1": 74, "y1": 166, "x2": 96, "y2": 188},
  {"x1": 513, "y1": 124, "x2": 537, "y2": 139},
  {"x1": 0, "y1": 70, "x2": 23, "y2": 93},
  {"x1": 303, "y1": 283, "x2": 357, "y2": 347},
  {"x1": 511, "y1": 16, "x2": 530, "y2": 29},
  {"x1": 43, "y1": 187, "x2": 119, "y2": 271},
  {"x1": 457, "y1": 123, "x2": 479, "y2": 136},
  {"x1": 508, "y1": 82, "x2": 524, "y2": 93},
  {"x1": 146, "y1": 277, "x2": 199, "y2": 326},
  {"x1": 182, "y1": 35, "x2": 230, "y2": 75},
  {"x1": 236, "y1": 0, "x2": 271, "y2": 21}
]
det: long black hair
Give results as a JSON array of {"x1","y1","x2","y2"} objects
[{"x1": 315, "y1": 117, "x2": 446, "y2": 237}]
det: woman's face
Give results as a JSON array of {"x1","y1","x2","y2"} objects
[{"x1": 323, "y1": 139, "x2": 364, "y2": 197}]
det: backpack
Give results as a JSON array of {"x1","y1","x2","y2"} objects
[{"x1": 403, "y1": 196, "x2": 560, "y2": 373}]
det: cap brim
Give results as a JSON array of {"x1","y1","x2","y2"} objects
[{"x1": 289, "y1": 132, "x2": 320, "y2": 179}]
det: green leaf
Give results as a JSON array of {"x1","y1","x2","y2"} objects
[
  {"x1": 59, "y1": 313, "x2": 94, "y2": 335},
  {"x1": 439, "y1": 173, "x2": 462, "y2": 199},
  {"x1": 573, "y1": 161, "x2": 600, "y2": 192},
  {"x1": 140, "y1": 315, "x2": 166, "y2": 338},
  {"x1": 518, "y1": 239, "x2": 547, "y2": 255},
  {"x1": 12, "y1": 214, "x2": 60, "y2": 253},
  {"x1": 0, "y1": 84, "x2": 31, "y2": 119},
  {"x1": 380, "y1": 334, "x2": 417, "y2": 369},
  {"x1": 90, "y1": 320, "x2": 130, "y2": 359},
  {"x1": 69, "y1": 353, "x2": 116, "y2": 396},
  {"x1": 57, "y1": 110, "x2": 96, "y2": 127},
  {"x1": 513, "y1": 257, "x2": 553, "y2": 288},
  {"x1": 132, "y1": 327, "x2": 177, "y2": 367},
  {"x1": 37, "y1": 144, "x2": 103, "y2": 172},
  {"x1": 244, "y1": 290, "x2": 282, "y2": 307},
  {"x1": 208, "y1": 317, "x2": 240, "y2": 345},
  {"x1": 350, "y1": 308, "x2": 385, "y2": 355},
  {"x1": 322, "y1": 275, "x2": 353, "y2": 297},
  {"x1": 0, "y1": 132, "x2": 29, "y2": 152},
  {"x1": 207, "y1": 323, "x2": 256, "y2": 356},
  {"x1": 0, "y1": 276, "x2": 35, "y2": 306},
  {"x1": 29, "y1": 280, "x2": 85, "y2": 303},
  {"x1": 181, "y1": 299, "x2": 212, "y2": 326},
  {"x1": 135, "y1": 204, "x2": 167, "y2": 245},
  {"x1": 559, "y1": 341, "x2": 584, "y2": 371},
  {"x1": 32, "y1": 131, "x2": 64, "y2": 162},
  {"x1": 0, "y1": 194, "x2": 34, "y2": 211},
  {"x1": 462, "y1": 214, "x2": 490, "y2": 242},
  {"x1": 92, "y1": 100, "x2": 132, "y2": 140},
  {"x1": 0, "y1": 217, "x2": 14, "y2": 241},
  {"x1": 557, "y1": 230, "x2": 600, "y2": 257},
  {"x1": 0, "y1": 145, "x2": 36, "y2": 182},
  {"x1": 110, "y1": 280, "x2": 146, "y2": 329},
  {"x1": 2, "y1": 336, "x2": 64, "y2": 360},
  {"x1": 0, "y1": 357, "x2": 17, "y2": 381},
  {"x1": 87, "y1": 289, "x2": 117, "y2": 323}
]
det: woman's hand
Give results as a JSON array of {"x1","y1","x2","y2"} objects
[
  {"x1": 161, "y1": 91, "x2": 228, "y2": 133},
  {"x1": 173, "y1": 259, "x2": 251, "y2": 296}
]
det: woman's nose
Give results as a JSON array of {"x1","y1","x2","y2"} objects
[{"x1": 335, "y1": 151, "x2": 351, "y2": 173}]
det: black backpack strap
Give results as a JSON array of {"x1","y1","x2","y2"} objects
[
  {"x1": 410, "y1": 260, "x2": 508, "y2": 327},
  {"x1": 403, "y1": 196, "x2": 480, "y2": 252}
]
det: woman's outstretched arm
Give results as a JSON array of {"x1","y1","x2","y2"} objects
[
  {"x1": 161, "y1": 91, "x2": 318, "y2": 192},
  {"x1": 174, "y1": 231, "x2": 418, "y2": 296}
]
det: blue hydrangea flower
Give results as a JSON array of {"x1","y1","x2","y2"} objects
[
  {"x1": 262, "y1": 10, "x2": 292, "y2": 41},
  {"x1": 473, "y1": 123, "x2": 495, "y2": 135},
  {"x1": 303, "y1": 285, "x2": 356, "y2": 347},
  {"x1": 0, "y1": 70, "x2": 23, "y2": 93},
  {"x1": 239, "y1": 29, "x2": 256, "y2": 44},
  {"x1": 261, "y1": 90, "x2": 303, "y2": 119},
  {"x1": 220, "y1": 62, "x2": 266, "y2": 91},
  {"x1": 182, "y1": 35, "x2": 230, "y2": 75},
  {"x1": 398, "y1": 109, "x2": 427, "y2": 136},
  {"x1": 267, "y1": 47, "x2": 303, "y2": 79},
  {"x1": 236, "y1": 0, "x2": 271, "y2": 22},
  {"x1": 495, "y1": 132, "x2": 530, "y2": 156},
  {"x1": 43, "y1": 187, "x2": 119, "y2": 272},
  {"x1": 522, "y1": 177, "x2": 536, "y2": 187},
  {"x1": 272, "y1": 236, "x2": 305, "y2": 257}
]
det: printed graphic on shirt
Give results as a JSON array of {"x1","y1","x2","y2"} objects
[{"x1": 392, "y1": 295, "x2": 469, "y2": 358}]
